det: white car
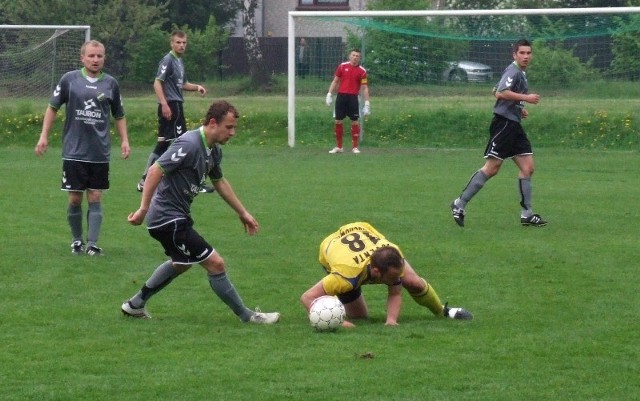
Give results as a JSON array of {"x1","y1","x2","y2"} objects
[{"x1": 443, "y1": 61, "x2": 493, "y2": 83}]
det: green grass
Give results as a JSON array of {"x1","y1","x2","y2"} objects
[
  {"x1": 3, "y1": 79, "x2": 640, "y2": 150},
  {"x1": 1, "y1": 146, "x2": 638, "y2": 401}
]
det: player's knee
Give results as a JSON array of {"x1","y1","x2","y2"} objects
[{"x1": 202, "y1": 253, "x2": 225, "y2": 274}]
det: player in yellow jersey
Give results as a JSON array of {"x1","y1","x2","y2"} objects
[{"x1": 300, "y1": 222, "x2": 472, "y2": 327}]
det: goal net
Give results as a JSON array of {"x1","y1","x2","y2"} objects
[
  {"x1": 0, "y1": 25, "x2": 90, "y2": 98},
  {"x1": 287, "y1": 7, "x2": 640, "y2": 147}
]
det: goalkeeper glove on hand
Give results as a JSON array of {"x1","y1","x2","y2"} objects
[
  {"x1": 326, "y1": 93, "x2": 333, "y2": 106},
  {"x1": 362, "y1": 100, "x2": 371, "y2": 116}
]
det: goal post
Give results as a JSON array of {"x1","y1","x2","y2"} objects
[
  {"x1": 287, "y1": 7, "x2": 640, "y2": 148},
  {"x1": 0, "y1": 25, "x2": 91, "y2": 98}
]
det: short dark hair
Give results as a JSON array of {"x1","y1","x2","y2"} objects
[
  {"x1": 204, "y1": 100, "x2": 239, "y2": 125},
  {"x1": 513, "y1": 39, "x2": 532, "y2": 53},
  {"x1": 370, "y1": 246, "x2": 404, "y2": 274},
  {"x1": 171, "y1": 30, "x2": 187, "y2": 39}
]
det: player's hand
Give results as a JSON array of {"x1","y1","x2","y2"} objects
[
  {"x1": 342, "y1": 320, "x2": 356, "y2": 328},
  {"x1": 35, "y1": 137, "x2": 48, "y2": 156},
  {"x1": 239, "y1": 211, "x2": 259, "y2": 236},
  {"x1": 121, "y1": 141, "x2": 131, "y2": 159},
  {"x1": 325, "y1": 93, "x2": 333, "y2": 106},
  {"x1": 362, "y1": 100, "x2": 371, "y2": 116},
  {"x1": 127, "y1": 209, "x2": 146, "y2": 225},
  {"x1": 521, "y1": 108, "x2": 529, "y2": 119},
  {"x1": 196, "y1": 85, "x2": 207, "y2": 96},
  {"x1": 161, "y1": 103, "x2": 172, "y2": 120},
  {"x1": 527, "y1": 93, "x2": 540, "y2": 104}
]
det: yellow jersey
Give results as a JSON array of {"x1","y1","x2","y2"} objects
[{"x1": 318, "y1": 222, "x2": 403, "y2": 296}]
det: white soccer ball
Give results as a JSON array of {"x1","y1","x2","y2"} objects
[{"x1": 309, "y1": 295, "x2": 345, "y2": 331}]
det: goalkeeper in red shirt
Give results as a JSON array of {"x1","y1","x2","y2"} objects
[{"x1": 325, "y1": 49, "x2": 370, "y2": 154}]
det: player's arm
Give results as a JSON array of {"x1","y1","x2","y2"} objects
[
  {"x1": 114, "y1": 117, "x2": 130, "y2": 159},
  {"x1": 128, "y1": 162, "x2": 163, "y2": 225},
  {"x1": 35, "y1": 106, "x2": 58, "y2": 156},
  {"x1": 153, "y1": 79, "x2": 172, "y2": 120},
  {"x1": 183, "y1": 82, "x2": 206, "y2": 95},
  {"x1": 213, "y1": 178, "x2": 259, "y2": 236},
  {"x1": 495, "y1": 89, "x2": 540, "y2": 104},
  {"x1": 327, "y1": 75, "x2": 340, "y2": 95},
  {"x1": 385, "y1": 283, "x2": 403, "y2": 326},
  {"x1": 326, "y1": 76, "x2": 340, "y2": 105},
  {"x1": 300, "y1": 281, "x2": 327, "y2": 312},
  {"x1": 360, "y1": 83, "x2": 370, "y2": 102}
]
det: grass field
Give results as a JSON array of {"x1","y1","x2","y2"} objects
[{"x1": 0, "y1": 145, "x2": 637, "y2": 400}]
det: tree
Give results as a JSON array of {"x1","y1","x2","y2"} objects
[
  {"x1": 165, "y1": 0, "x2": 242, "y2": 31},
  {"x1": 241, "y1": 0, "x2": 272, "y2": 89},
  {"x1": 0, "y1": 0, "x2": 168, "y2": 78}
]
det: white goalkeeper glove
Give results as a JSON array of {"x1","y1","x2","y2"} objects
[
  {"x1": 362, "y1": 100, "x2": 371, "y2": 116},
  {"x1": 325, "y1": 93, "x2": 333, "y2": 106}
]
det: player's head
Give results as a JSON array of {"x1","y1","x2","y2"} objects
[
  {"x1": 513, "y1": 39, "x2": 533, "y2": 69},
  {"x1": 370, "y1": 246, "x2": 404, "y2": 285},
  {"x1": 348, "y1": 49, "x2": 361, "y2": 66},
  {"x1": 203, "y1": 100, "x2": 240, "y2": 144},
  {"x1": 170, "y1": 30, "x2": 188, "y2": 55},
  {"x1": 80, "y1": 40, "x2": 105, "y2": 76}
]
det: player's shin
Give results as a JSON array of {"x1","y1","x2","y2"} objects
[{"x1": 409, "y1": 278, "x2": 444, "y2": 316}]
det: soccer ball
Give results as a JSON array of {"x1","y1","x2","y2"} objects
[{"x1": 309, "y1": 295, "x2": 345, "y2": 331}]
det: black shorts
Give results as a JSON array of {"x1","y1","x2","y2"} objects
[
  {"x1": 334, "y1": 93, "x2": 360, "y2": 121},
  {"x1": 149, "y1": 219, "x2": 215, "y2": 266},
  {"x1": 158, "y1": 101, "x2": 186, "y2": 141},
  {"x1": 484, "y1": 114, "x2": 532, "y2": 160},
  {"x1": 61, "y1": 160, "x2": 109, "y2": 191},
  {"x1": 337, "y1": 287, "x2": 362, "y2": 305}
]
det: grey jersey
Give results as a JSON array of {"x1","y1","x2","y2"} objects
[
  {"x1": 146, "y1": 128, "x2": 223, "y2": 229},
  {"x1": 493, "y1": 62, "x2": 528, "y2": 122},
  {"x1": 155, "y1": 51, "x2": 185, "y2": 102},
  {"x1": 49, "y1": 68, "x2": 125, "y2": 162}
]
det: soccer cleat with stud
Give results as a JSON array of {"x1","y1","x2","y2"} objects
[
  {"x1": 248, "y1": 310, "x2": 281, "y2": 324},
  {"x1": 521, "y1": 214, "x2": 548, "y2": 227},
  {"x1": 328, "y1": 147, "x2": 343, "y2": 154},
  {"x1": 121, "y1": 301, "x2": 152, "y2": 319},
  {"x1": 450, "y1": 201, "x2": 466, "y2": 227},
  {"x1": 136, "y1": 179, "x2": 144, "y2": 192},
  {"x1": 443, "y1": 302, "x2": 473, "y2": 320},
  {"x1": 71, "y1": 240, "x2": 85, "y2": 255},
  {"x1": 352, "y1": 147, "x2": 361, "y2": 154},
  {"x1": 86, "y1": 245, "x2": 103, "y2": 256}
]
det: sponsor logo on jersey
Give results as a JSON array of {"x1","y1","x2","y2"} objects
[
  {"x1": 53, "y1": 84, "x2": 61, "y2": 97},
  {"x1": 76, "y1": 99, "x2": 102, "y2": 119}
]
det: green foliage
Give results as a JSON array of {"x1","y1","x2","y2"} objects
[
  {"x1": 610, "y1": 15, "x2": 640, "y2": 80},
  {"x1": 180, "y1": 16, "x2": 230, "y2": 82},
  {"x1": 0, "y1": 0, "x2": 169, "y2": 78},
  {"x1": 125, "y1": 29, "x2": 168, "y2": 83},
  {"x1": 527, "y1": 40, "x2": 600, "y2": 86},
  {"x1": 125, "y1": 17, "x2": 229, "y2": 84},
  {"x1": 165, "y1": 0, "x2": 242, "y2": 31}
]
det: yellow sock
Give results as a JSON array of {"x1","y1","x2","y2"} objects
[{"x1": 410, "y1": 278, "x2": 444, "y2": 316}]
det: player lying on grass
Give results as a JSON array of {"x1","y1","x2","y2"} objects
[{"x1": 300, "y1": 222, "x2": 472, "y2": 327}]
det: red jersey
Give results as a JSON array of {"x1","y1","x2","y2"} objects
[{"x1": 335, "y1": 62, "x2": 367, "y2": 95}]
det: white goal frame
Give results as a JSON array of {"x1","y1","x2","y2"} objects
[
  {"x1": 287, "y1": 7, "x2": 640, "y2": 148},
  {"x1": 0, "y1": 25, "x2": 91, "y2": 97}
]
